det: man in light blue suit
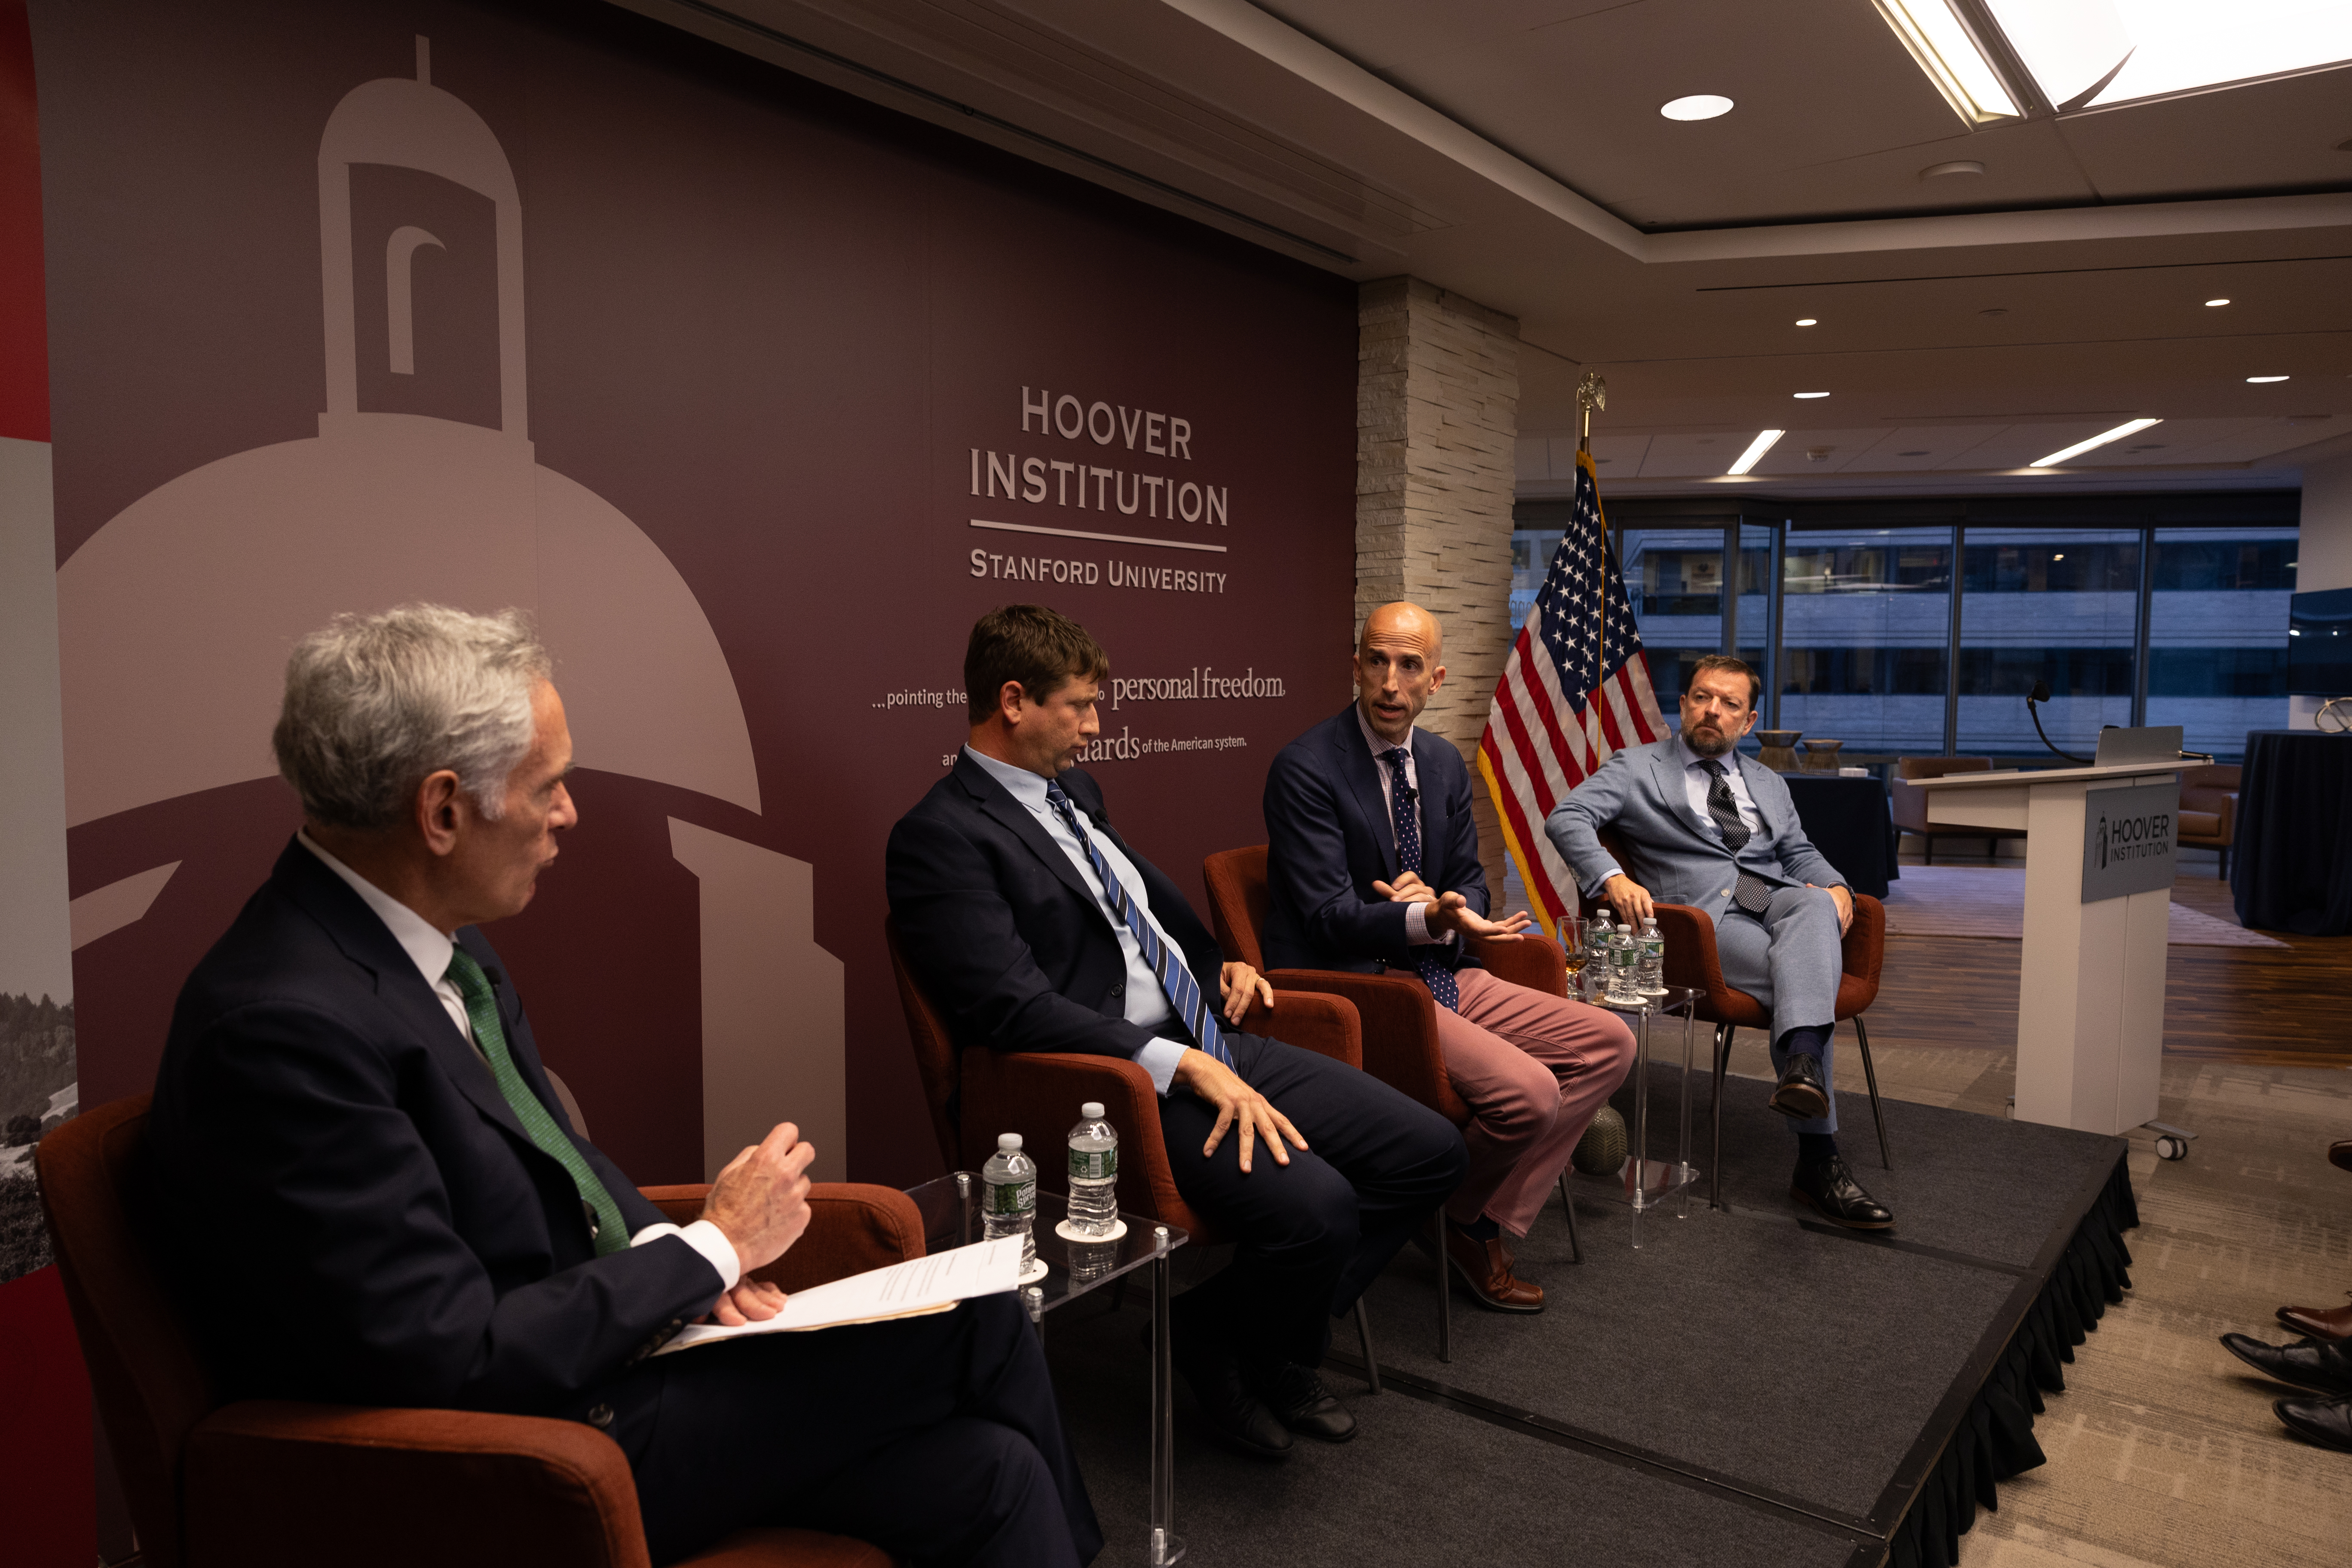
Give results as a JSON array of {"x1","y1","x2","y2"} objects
[{"x1": 1545, "y1": 655, "x2": 1893, "y2": 1228}]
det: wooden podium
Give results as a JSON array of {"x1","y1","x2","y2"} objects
[{"x1": 1910, "y1": 762, "x2": 2186, "y2": 1136}]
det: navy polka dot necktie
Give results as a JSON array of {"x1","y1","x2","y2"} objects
[{"x1": 1381, "y1": 747, "x2": 1460, "y2": 1012}]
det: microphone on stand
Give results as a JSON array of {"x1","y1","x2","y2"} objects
[{"x1": 2026, "y1": 679, "x2": 2092, "y2": 764}]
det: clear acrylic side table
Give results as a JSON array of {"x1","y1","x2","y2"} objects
[
  {"x1": 1580, "y1": 983, "x2": 1702, "y2": 1248},
  {"x1": 904, "y1": 1175, "x2": 1189, "y2": 1566}
]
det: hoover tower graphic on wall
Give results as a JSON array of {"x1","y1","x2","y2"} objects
[{"x1": 54, "y1": 40, "x2": 844, "y2": 1180}]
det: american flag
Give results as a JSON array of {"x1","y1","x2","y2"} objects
[{"x1": 1476, "y1": 450, "x2": 1665, "y2": 936}]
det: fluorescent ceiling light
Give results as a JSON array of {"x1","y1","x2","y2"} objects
[
  {"x1": 1727, "y1": 430, "x2": 1785, "y2": 476},
  {"x1": 1660, "y1": 94, "x2": 1733, "y2": 120},
  {"x1": 1795, "y1": 318, "x2": 1818, "y2": 326},
  {"x1": 2247, "y1": 375, "x2": 2289, "y2": 383},
  {"x1": 1884, "y1": 0, "x2": 2352, "y2": 119},
  {"x1": 1869, "y1": 0, "x2": 2021, "y2": 123},
  {"x1": 1794, "y1": 391, "x2": 1831, "y2": 399},
  {"x1": 2031, "y1": 416, "x2": 2161, "y2": 467},
  {"x1": 2205, "y1": 298, "x2": 2230, "y2": 307}
]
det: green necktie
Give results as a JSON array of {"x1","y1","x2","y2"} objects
[{"x1": 444, "y1": 946, "x2": 630, "y2": 1257}]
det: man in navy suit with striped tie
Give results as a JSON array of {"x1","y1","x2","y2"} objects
[{"x1": 887, "y1": 605, "x2": 1465, "y2": 1463}]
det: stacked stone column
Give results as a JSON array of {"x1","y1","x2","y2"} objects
[{"x1": 1356, "y1": 276, "x2": 1520, "y2": 896}]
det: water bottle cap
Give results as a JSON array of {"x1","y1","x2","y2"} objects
[
  {"x1": 1617, "y1": 925, "x2": 1632, "y2": 934},
  {"x1": 1081, "y1": 1102, "x2": 1105, "y2": 1120},
  {"x1": 998, "y1": 1133, "x2": 1021, "y2": 1150}
]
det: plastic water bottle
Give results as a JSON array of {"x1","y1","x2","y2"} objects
[
  {"x1": 1066, "y1": 1102, "x2": 1119, "y2": 1237},
  {"x1": 981, "y1": 1133, "x2": 1036, "y2": 1272},
  {"x1": 1637, "y1": 917, "x2": 1666, "y2": 996},
  {"x1": 1609, "y1": 923, "x2": 1639, "y2": 1001}
]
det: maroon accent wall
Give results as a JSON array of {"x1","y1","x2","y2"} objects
[{"x1": 35, "y1": 0, "x2": 1355, "y2": 1191}]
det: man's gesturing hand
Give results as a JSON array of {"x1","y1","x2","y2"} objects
[
  {"x1": 1219, "y1": 961, "x2": 1274, "y2": 1025},
  {"x1": 1173, "y1": 1050, "x2": 1306, "y2": 1175},
  {"x1": 1601, "y1": 873, "x2": 1655, "y2": 925},
  {"x1": 700, "y1": 1121, "x2": 816, "y2": 1278},
  {"x1": 1372, "y1": 879, "x2": 1534, "y2": 942}
]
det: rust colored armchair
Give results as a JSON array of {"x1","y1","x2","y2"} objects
[
  {"x1": 37, "y1": 1096, "x2": 914, "y2": 1568},
  {"x1": 2177, "y1": 763, "x2": 2241, "y2": 877},
  {"x1": 1199, "y1": 845, "x2": 1575, "y2": 1358},
  {"x1": 1889, "y1": 756, "x2": 2026, "y2": 864},
  {"x1": 881, "y1": 918, "x2": 1389, "y2": 1384},
  {"x1": 1601, "y1": 841, "x2": 1893, "y2": 1208}
]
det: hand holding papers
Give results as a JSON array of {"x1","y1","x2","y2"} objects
[{"x1": 655, "y1": 1234, "x2": 1025, "y2": 1355}]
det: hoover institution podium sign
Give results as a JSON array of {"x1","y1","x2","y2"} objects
[{"x1": 1912, "y1": 761, "x2": 2185, "y2": 1137}]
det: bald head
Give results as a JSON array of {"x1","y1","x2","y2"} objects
[{"x1": 1353, "y1": 601, "x2": 1446, "y2": 744}]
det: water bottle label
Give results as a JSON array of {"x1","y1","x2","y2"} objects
[
  {"x1": 986, "y1": 1177, "x2": 1035, "y2": 1217},
  {"x1": 1069, "y1": 1147, "x2": 1118, "y2": 1182}
]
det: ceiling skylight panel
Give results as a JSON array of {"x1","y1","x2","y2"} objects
[{"x1": 2086, "y1": 0, "x2": 2352, "y2": 106}]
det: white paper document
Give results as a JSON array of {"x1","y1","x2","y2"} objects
[{"x1": 652, "y1": 1234, "x2": 1025, "y2": 1355}]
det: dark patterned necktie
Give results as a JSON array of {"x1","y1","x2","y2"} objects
[
  {"x1": 444, "y1": 947, "x2": 630, "y2": 1256},
  {"x1": 1697, "y1": 759, "x2": 1776, "y2": 915},
  {"x1": 1381, "y1": 747, "x2": 1460, "y2": 1012},
  {"x1": 1043, "y1": 781, "x2": 1234, "y2": 1066}
]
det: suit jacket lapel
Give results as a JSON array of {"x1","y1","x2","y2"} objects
[
  {"x1": 1331, "y1": 715, "x2": 1400, "y2": 880},
  {"x1": 955, "y1": 753, "x2": 1101, "y2": 913},
  {"x1": 271, "y1": 840, "x2": 535, "y2": 1148}
]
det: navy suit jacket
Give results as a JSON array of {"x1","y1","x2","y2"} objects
[
  {"x1": 885, "y1": 753, "x2": 1225, "y2": 1060},
  {"x1": 1261, "y1": 705, "x2": 1488, "y2": 975},
  {"x1": 147, "y1": 839, "x2": 722, "y2": 1415}
]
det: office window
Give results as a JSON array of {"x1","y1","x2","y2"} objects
[
  {"x1": 1509, "y1": 530, "x2": 1565, "y2": 629},
  {"x1": 1957, "y1": 528, "x2": 2141, "y2": 757},
  {"x1": 1735, "y1": 523, "x2": 1776, "y2": 710},
  {"x1": 1620, "y1": 527, "x2": 1727, "y2": 725},
  {"x1": 1778, "y1": 529, "x2": 1953, "y2": 755},
  {"x1": 2145, "y1": 527, "x2": 2297, "y2": 760}
]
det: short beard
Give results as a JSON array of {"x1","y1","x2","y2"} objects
[{"x1": 1682, "y1": 723, "x2": 1736, "y2": 758}]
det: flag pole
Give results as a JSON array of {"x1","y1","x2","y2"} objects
[{"x1": 1577, "y1": 371, "x2": 1608, "y2": 693}]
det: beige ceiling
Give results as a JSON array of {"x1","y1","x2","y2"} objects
[{"x1": 618, "y1": 0, "x2": 2352, "y2": 498}]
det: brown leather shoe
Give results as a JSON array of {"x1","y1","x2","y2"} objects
[
  {"x1": 2279, "y1": 1293, "x2": 2352, "y2": 1342},
  {"x1": 1444, "y1": 1225, "x2": 1543, "y2": 1313}
]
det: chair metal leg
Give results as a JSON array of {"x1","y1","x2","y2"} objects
[
  {"x1": 1433, "y1": 1210, "x2": 1452, "y2": 1363},
  {"x1": 1853, "y1": 1014, "x2": 1893, "y2": 1170},
  {"x1": 1710, "y1": 1024, "x2": 1732, "y2": 1212},
  {"x1": 1558, "y1": 1171, "x2": 1582, "y2": 1264},
  {"x1": 1923, "y1": 836, "x2": 1933, "y2": 866},
  {"x1": 1354, "y1": 1298, "x2": 1382, "y2": 1395}
]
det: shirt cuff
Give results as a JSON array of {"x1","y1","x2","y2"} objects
[
  {"x1": 1403, "y1": 900, "x2": 1438, "y2": 946},
  {"x1": 630, "y1": 1219, "x2": 741, "y2": 1292},
  {"x1": 1135, "y1": 1036, "x2": 1188, "y2": 1097},
  {"x1": 1583, "y1": 862, "x2": 1624, "y2": 901}
]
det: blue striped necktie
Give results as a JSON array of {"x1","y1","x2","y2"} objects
[
  {"x1": 1381, "y1": 747, "x2": 1461, "y2": 1012},
  {"x1": 1043, "y1": 780, "x2": 1234, "y2": 1066}
]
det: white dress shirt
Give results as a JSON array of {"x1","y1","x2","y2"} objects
[
  {"x1": 297, "y1": 832, "x2": 738, "y2": 1290},
  {"x1": 962, "y1": 747, "x2": 1192, "y2": 1096},
  {"x1": 1352, "y1": 706, "x2": 1441, "y2": 946}
]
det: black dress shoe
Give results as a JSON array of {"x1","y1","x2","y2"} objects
[
  {"x1": 1769, "y1": 1053, "x2": 1831, "y2": 1121},
  {"x1": 1255, "y1": 1362, "x2": 1356, "y2": 1443},
  {"x1": 2221, "y1": 1332, "x2": 2352, "y2": 1396},
  {"x1": 1173, "y1": 1343, "x2": 1292, "y2": 1461},
  {"x1": 2276, "y1": 1395, "x2": 2352, "y2": 1452},
  {"x1": 1790, "y1": 1154, "x2": 1893, "y2": 1229}
]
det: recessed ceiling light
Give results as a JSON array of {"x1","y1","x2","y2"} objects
[
  {"x1": 2205, "y1": 298, "x2": 2230, "y2": 307},
  {"x1": 1794, "y1": 391, "x2": 1831, "y2": 399},
  {"x1": 1727, "y1": 429, "x2": 1785, "y2": 476},
  {"x1": 2247, "y1": 375, "x2": 2289, "y2": 383},
  {"x1": 1661, "y1": 95, "x2": 1734, "y2": 120},
  {"x1": 1920, "y1": 159, "x2": 1985, "y2": 179},
  {"x1": 2032, "y1": 416, "x2": 2162, "y2": 468},
  {"x1": 1795, "y1": 318, "x2": 1819, "y2": 327}
]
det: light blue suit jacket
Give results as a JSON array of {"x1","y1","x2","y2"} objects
[{"x1": 1544, "y1": 737, "x2": 1847, "y2": 928}]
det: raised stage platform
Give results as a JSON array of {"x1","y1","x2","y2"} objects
[{"x1": 1041, "y1": 1066, "x2": 2138, "y2": 1568}]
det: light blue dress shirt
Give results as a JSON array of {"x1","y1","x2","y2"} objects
[
  {"x1": 1674, "y1": 734, "x2": 1763, "y2": 844},
  {"x1": 963, "y1": 746, "x2": 1193, "y2": 1096}
]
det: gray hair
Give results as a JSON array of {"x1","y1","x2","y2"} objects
[{"x1": 274, "y1": 604, "x2": 554, "y2": 830}]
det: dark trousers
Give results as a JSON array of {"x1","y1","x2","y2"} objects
[
  {"x1": 618, "y1": 1292, "x2": 1099, "y2": 1567},
  {"x1": 1157, "y1": 1032, "x2": 1467, "y2": 1369}
]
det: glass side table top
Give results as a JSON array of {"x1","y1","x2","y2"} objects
[{"x1": 903, "y1": 1173, "x2": 1188, "y2": 1315}]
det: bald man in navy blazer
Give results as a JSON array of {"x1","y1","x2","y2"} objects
[{"x1": 1263, "y1": 602, "x2": 1634, "y2": 1313}]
